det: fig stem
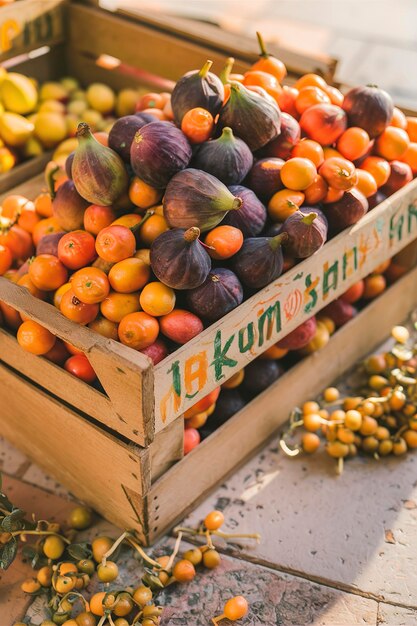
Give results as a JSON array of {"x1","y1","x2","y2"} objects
[
  {"x1": 45, "y1": 164, "x2": 61, "y2": 200},
  {"x1": 269, "y1": 232, "x2": 288, "y2": 250},
  {"x1": 199, "y1": 59, "x2": 213, "y2": 78},
  {"x1": 232, "y1": 196, "x2": 243, "y2": 210},
  {"x1": 256, "y1": 31, "x2": 269, "y2": 58},
  {"x1": 219, "y1": 57, "x2": 235, "y2": 84},
  {"x1": 219, "y1": 127, "x2": 234, "y2": 142},
  {"x1": 76, "y1": 122, "x2": 93, "y2": 139},
  {"x1": 130, "y1": 210, "x2": 154, "y2": 233},
  {"x1": 301, "y1": 212, "x2": 318, "y2": 226},
  {"x1": 183, "y1": 226, "x2": 200, "y2": 242},
  {"x1": 199, "y1": 240, "x2": 216, "y2": 251},
  {"x1": 230, "y1": 81, "x2": 242, "y2": 94}
]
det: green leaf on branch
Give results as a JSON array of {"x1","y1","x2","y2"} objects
[
  {"x1": 1, "y1": 508, "x2": 26, "y2": 532},
  {"x1": 67, "y1": 542, "x2": 92, "y2": 560},
  {"x1": 0, "y1": 537, "x2": 18, "y2": 569}
]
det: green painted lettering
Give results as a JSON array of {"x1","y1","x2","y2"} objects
[
  {"x1": 342, "y1": 247, "x2": 358, "y2": 281},
  {"x1": 238, "y1": 323, "x2": 255, "y2": 353},
  {"x1": 323, "y1": 260, "x2": 338, "y2": 297},
  {"x1": 167, "y1": 360, "x2": 181, "y2": 396},
  {"x1": 304, "y1": 274, "x2": 318, "y2": 314},
  {"x1": 390, "y1": 213, "x2": 404, "y2": 243},
  {"x1": 258, "y1": 301, "x2": 281, "y2": 347},
  {"x1": 408, "y1": 203, "x2": 417, "y2": 234},
  {"x1": 211, "y1": 330, "x2": 237, "y2": 381}
]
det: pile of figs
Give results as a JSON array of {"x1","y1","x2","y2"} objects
[{"x1": 59, "y1": 39, "x2": 416, "y2": 336}]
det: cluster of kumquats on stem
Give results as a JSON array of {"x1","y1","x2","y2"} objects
[
  {"x1": 280, "y1": 324, "x2": 417, "y2": 474},
  {"x1": 2, "y1": 494, "x2": 257, "y2": 626}
]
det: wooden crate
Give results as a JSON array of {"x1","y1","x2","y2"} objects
[
  {"x1": 2, "y1": 263, "x2": 417, "y2": 544},
  {"x1": 1, "y1": 0, "x2": 417, "y2": 543},
  {"x1": 0, "y1": 0, "x2": 336, "y2": 192},
  {"x1": 0, "y1": 0, "x2": 66, "y2": 191},
  {"x1": 1, "y1": 173, "x2": 417, "y2": 446}
]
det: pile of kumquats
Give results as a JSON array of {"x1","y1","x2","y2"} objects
[
  {"x1": 280, "y1": 323, "x2": 417, "y2": 473},
  {"x1": 1, "y1": 480, "x2": 257, "y2": 626}
]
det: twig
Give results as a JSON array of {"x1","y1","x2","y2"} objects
[{"x1": 166, "y1": 531, "x2": 183, "y2": 571}]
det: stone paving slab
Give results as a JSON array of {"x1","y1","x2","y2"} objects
[
  {"x1": 20, "y1": 463, "x2": 71, "y2": 500},
  {"x1": 182, "y1": 442, "x2": 417, "y2": 607},
  {"x1": 378, "y1": 603, "x2": 417, "y2": 625},
  {"x1": 155, "y1": 549, "x2": 378, "y2": 626},
  {"x1": 0, "y1": 438, "x2": 30, "y2": 477}
]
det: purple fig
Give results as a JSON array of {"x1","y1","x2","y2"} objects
[
  {"x1": 51, "y1": 179, "x2": 90, "y2": 231},
  {"x1": 164, "y1": 168, "x2": 242, "y2": 232},
  {"x1": 150, "y1": 227, "x2": 211, "y2": 290},
  {"x1": 231, "y1": 232, "x2": 287, "y2": 289},
  {"x1": 72, "y1": 123, "x2": 128, "y2": 206},
  {"x1": 243, "y1": 359, "x2": 283, "y2": 395},
  {"x1": 65, "y1": 151, "x2": 74, "y2": 179},
  {"x1": 323, "y1": 188, "x2": 368, "y2": 233},
  {"x1": 342, "y1": 85, "x2": 393, "y2": 138},
  {"x1": 171, "y1": 60, "x2": 224, "y2": 125},
  {"x1": 36, "y1": 231, "x2": 65, "y2": 256},
  {"x1": 223, "y1": 185, "x2": 267, "y2": 237},
  {"x1": 218, "y1": 81, "x2": 281, "y2": 151},
  {"x1": 108, "y1": 115, "x2": 150, "y2": 162},
  {"x1": 259, "y1": 112, "x2": 300, "y2": 160},
  {"x1": 186, "y1": 268, "x2": 243, "y2": 322},
  {"x1": 245, "y1": 157, "x2": 284, "y2": 202},
  {"x1": 191, "y1": 127, "x2": 253, "y2": 185},
  {"x1": 282, "y1": 208, "x2": 328, "y2": 258},
  {"x1": 130, "y1": 121, "x2": 192, "y2": 189}
]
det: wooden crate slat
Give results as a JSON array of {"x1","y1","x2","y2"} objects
[
  {"x1": 0, "y1": 363, "x2": 150, "y2": 540},
  {"x1": 67, "y1": 3, "x2": 249, "y2": 83},
  {"x1": 0, "y1": 278, "x2": 155, "y2": 445},
  {"x1": 146, "y1": 264, "x2": 417, "y2": 541},
  {"x1": 116, "y1": 7, "x2": 337, "y2": 81},
  {"x1": 0, "y1": 152, "x2": 52, "y2": 195},
  {"x1": 149, "y1": 418, "x2": 184, "y2": 481},
  {"x1": 78, "y1": 1, "x2": 336, "y2": 80},
  {"x1": 67, "y1": 49, "x2": 175, "y2": 91},
  {"x1": 0, "y1": 0, "x2": 65, "y2": 62},
  {"x1": 153, "y1": 178, "x2": 417, "y2": 432},
  {"x1": 0, "y1": 326, "x2": 113, "y2": 426},
  {"x1": 0, "y1": 172, "x2": 46, "y2": 202}
]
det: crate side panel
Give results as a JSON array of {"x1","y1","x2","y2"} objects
[
  {"x1": 0, "y1": 363, "x2": 150, "y2": 539},
  {"x1": 154, "y1": 179, "x2": 417, "y2": 431}
]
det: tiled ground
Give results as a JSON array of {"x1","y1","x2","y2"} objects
[{"x1": 2, "y1": 434, "x2": 417, "y2": 626}]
